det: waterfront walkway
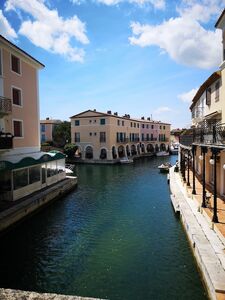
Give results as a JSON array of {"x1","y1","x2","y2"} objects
[{"x1": 170, "y1": 168, "x2": 225, "y2": 300}]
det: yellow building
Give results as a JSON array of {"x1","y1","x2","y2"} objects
[
  {"x1": 70, "y1": 109, "x2": 170, "y2": 162},
  {"x1": 179, "y1": 9, "x2": 225, "y2": 223}
]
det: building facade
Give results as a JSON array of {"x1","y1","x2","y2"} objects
[
  {"x1": 70, "y1": 109, "x2": 170, "y2": 162},
  {"x1": 0, "y1": 35, "x2": 66, "y2": 201},
  {"x1": 179, "y1": 9, "x2": 225, "y2": 223},
  {"x1": 40, "y1": 118, "x2": 62, "y2": 143}
]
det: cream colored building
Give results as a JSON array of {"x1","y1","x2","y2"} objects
[
  {"x1": 0, "y1": 35, "x2": 66, "y2": 201},
  {"x1": 179, "y1": 9, "x2": 225, "y2": 223},
  {"x1": 70, "y1": 109, "x2": 170, "y2": 162}
]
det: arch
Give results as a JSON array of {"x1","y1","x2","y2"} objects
[
  {"x1": 131, "y1": 144, "x2": 137, "y2": 156},
  {"x1": 112, "y1": 146, "x2": 117, "y2": 159},
  {"x1": 126, "y1": 145, "x2": 131, "y2": 157},
  {"x1": 160, "y1": 143, "x2": 166, "y2": 151},
  {"x1": 85, "y1": 145, "x2": 93, "y2": 159},
  {"x1": 75, "y1": 145, "x2": 82, "y2": 158},
  {"x1": 141, "y1": 143, "x2": 145, "y2": 153},
  {"x1": 155, "y1": 144, "x2": 159, "y2": 152},
  {"x1": 147, "y1": 143, "x2": 154, "y2": 153},
  {"x1": 100, "y1": 148, "x2": 107, "y2": 159},
  {"x1": 118, "y1": 145, "x2": 125, "y2": 158}
]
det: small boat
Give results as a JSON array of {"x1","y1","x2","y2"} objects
[
  {"x1": 170, "y1": 143, "x2": 179, "y2": 155},
  {"x1": 65, "y1": 164, "x2": 75, "y2": 174},
  {"x1": 156, "y1": 151, "x2": 170, "y2": 157},
  {"x1": 158, "y1": 162, "x2": 172, "y2": 173},
  {"x1": 120, "y1": 157, "x2": 133, "y2": 164}
]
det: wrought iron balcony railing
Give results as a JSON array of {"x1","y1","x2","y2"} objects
[
  {"x1": 179, "y1": 123, "x2": 225, "y2": 147},
  {"x1": 0, "y1": 97, "x2": 12, "y2": 117},
  {"x1": 0, "y1": 132, "x2": 13, "y2": 149}
]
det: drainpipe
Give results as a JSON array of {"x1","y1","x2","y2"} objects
[{"x1": 192, "y1": 145, "x2": 197, "y2": 195}]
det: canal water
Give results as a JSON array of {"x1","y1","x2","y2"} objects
[{"x1": 0, "y1": 156, "x2": 207, "y2": 300}]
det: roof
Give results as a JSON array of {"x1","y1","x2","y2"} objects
[
  {"x1": 189, "y1": 71, "x2": 221, "y2": 110},
  {"x1": 70, "y1": 109, "x2": 171, "y2": 125},
  {"x1": 0, "y1": 35, "x2": 45, "y2": 69},
  {"x1": 215, "y1": 9, "x2": 225, "y2": 28},
  {"x1": 40, "y1": 119, "x2": 62, "y2": 124}
]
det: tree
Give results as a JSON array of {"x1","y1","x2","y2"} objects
[
  {"x1": 52, "y1": 121, "x2": 71, "y2": 147},
  {"x1": 64, "y1": 143, "x2": 78, "y2": 158}
]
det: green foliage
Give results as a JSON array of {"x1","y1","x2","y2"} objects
[
  {"x1": 64, "y1": 143, "x2": 78, "y2": 158},
  {"x1": 52, "y1": 121, "x2": 71, "y2": 147}
]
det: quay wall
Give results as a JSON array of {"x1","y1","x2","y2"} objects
[
  {"x1": 0, "y1": 288, "x2": 104, "y2": 300},
  {"x1": 169, "y1": 167, "x2": 225, "y2": 300},
  {"x1": 0, "y1": 176, "x2": 77, "y2": 234}
]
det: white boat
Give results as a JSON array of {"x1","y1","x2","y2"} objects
[
  {"x1": 156, "y1": 151, "x2": 170, "y2": 157},
  {"x1": 120, "y1": 157, "x2": 133, "y2": 164},
  {"x1": 158, "y1": 163, "x2": 172, "y2": 173},
  {"x1": 170, "y1": 143, "x2": 179, "y2": 155}
]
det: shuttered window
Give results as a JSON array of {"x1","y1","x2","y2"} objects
[{"x1": 206, "y1": 88, "x2": 211, "y2": 105}]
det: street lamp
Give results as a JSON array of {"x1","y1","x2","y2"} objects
[{"x1": 209, "y1": 159, "x2": 214, "y2": 165}]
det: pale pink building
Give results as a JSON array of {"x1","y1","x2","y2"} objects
[
  {"x1": 0, "y1": 35, "x2": 66, "y2": 201},
  {"x1": 40, "y1": 118, "x2": 62, "y2": 143}
]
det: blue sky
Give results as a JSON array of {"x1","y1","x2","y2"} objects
[{"x1": 0, "y1": 0, "x2": 224, "y2": 128}]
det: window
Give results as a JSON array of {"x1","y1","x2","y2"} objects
[
  {"x1": 75, "y1": 120, "x2": 80, "y2": 126},
  {"x1": 100, "y1": 132, "x2": 106, "y2": 143},
  {"x1": 89, "y1": 120, "x2": 92, "y2": 123},
  {"x1": 75, "y1": 132, "x2": 80, "y2": 142},
  {"x1": 163, "y1": 126, "x2": 165, "y2": 130},
  {"x1": 29, "y1": 166, "x2": 40, "y2": 184},
  {"x1": 100, "y1": 118, "x2": 106, "y2": 125},
  {"x1": 41, "y1": 124, "x2": 45, "y2": 132},
  {"x1": 13, "y1": 120, "x2": 23, "y2": 137},
  {"x1": 94, "y1": 132, "x2": 97, "y2": 136},
  {"x1": 41, "y1": 134, "x2": 46, "y2": 142},
  {"x1": 137, "y1": 123, "x2": 139, "y2": 128},
  {"x1": 117, "y1": 120, "x2": 120, "y2": 126},
  {"x1": 89, "y1": 132, "x2": 92, "y2": 136},
  {"x1": 142, "y1": 124, "x2": 144, "y2": 129},
  {"x1": 151, "y1": 125, "x2": 154, "y2": 129},
  {"x1": 215, "y1": 81, "x2": 220, "y2": 101},
  {"x1": 206, "y1": 88, "x2": 211, "y2": 105},
  {"x1": 131, "y1": 122, "x2": 133, "y2": 127},
  {"x1": 134, "y1": 123, "x2": 136, "y2": 128},
  {"x1": 142, "y1": 133, "x2": 144, "y2": 141},
  {"x1": 11, "y1": 54, "x2": 21, "y2": 74},
  {"x1": 160, "y1": 126, "x2": 162, "y2": 129},
  {"x1": 12, "y1": 87, "x2": 22, "y2": 106},
  {"x1": 122, "y1": 121, "x2": 124, "y2": 126},
  {"x1": 13, "y1": 168, "x2": 28, "y2": 190},
  {"x1": 146, "y1": 125, "x2": 149, "y2": 129}
]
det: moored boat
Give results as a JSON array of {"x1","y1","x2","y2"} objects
[
  {"x1": 120, "y1": 157, "x2": 133, "y2": 164},
  {"x1": 158, "y1": 162, "x2": 172, "y2": 173},
  {"x1": 156, "y1": 151, "x2": 170, "y2": 157}
]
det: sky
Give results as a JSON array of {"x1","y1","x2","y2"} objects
[{"x1": 0, "y1": 0, "x2": 224, "y2": 128}]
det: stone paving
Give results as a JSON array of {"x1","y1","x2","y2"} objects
[
  {"x1": 170, "y1": 167, "x2": 225, "y2": 300},
  {"x1": 0, "y1": 289, "x2": 105, "y2": 300}
]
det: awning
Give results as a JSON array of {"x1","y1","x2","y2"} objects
[
  {"x1": 0, "y1": 151, "x2": 65, "y2": 172},
  {"x1": 204, "y1": 110, "x2": 222, "y2": 120}
]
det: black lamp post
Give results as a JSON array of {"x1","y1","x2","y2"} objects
[
  {"x1": 211, "y1": 147, "x2": 220, "y2": 223},
  {"x1": 192, "y1": 145, "x2": 196, "y2": 194},
  {"x1": 187, "y1": 150, "x2": 190, "y2": 186},
  {"x1": 201, "y1": 146, "x2": 207, "y2": 208}
]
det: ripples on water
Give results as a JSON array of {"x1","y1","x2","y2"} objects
[{"x1": 0, "y1": 156, "x2": 207, "y2": 299}]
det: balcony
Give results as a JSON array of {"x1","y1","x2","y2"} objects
[
  {"x1": 179, "y1": 123, "x2": 225, "y2": 147},
  {"x1": 0, "y1": 97, "x2": 12, "y2": 117},
  {"x1": 141, "y1": 137, "x2": 157, "y2": 142},
  {"x1": 0, "y1": 132, "x2": 13, "y2": 150}
]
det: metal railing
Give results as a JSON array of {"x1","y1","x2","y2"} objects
[
  {"x1": 0, "y1": 97, "x2": 12, "y2": 116},
  {"x1": 179, "y1": 123, "x2": 225, "y2": 147},
  {"x1": 0, "y1": 132, "x2": 13, "y2": 149}
]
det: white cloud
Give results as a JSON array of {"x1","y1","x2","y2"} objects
[
  {"x1": 70, "y1": 0, "x2": 165, "y2": 9},
  {"x1": 178, "y1": 88, "x2": 198, "y2": 103},
  {"x1": 154, "y1": 106, "x2": 173, "y2": 114},
  {"x1": 129, "y1": 0, "x2": 223, "y2": 69},
  {"x1": 5, "y1": 0, "x2": 89, "y2": 62},
  {"x1": 0, "y1": 10, "x2": 17, "y2": 39}
]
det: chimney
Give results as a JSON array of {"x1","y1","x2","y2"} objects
[
  {"x1": 46, "y1": 117, "x2": 49, "y2": 120},
  {"x1": 141, "y1": 117, "x2": 145, "y2": 120},
  {"x1": 114, "y1": 112, "x2": 118, "y2": 116},
  {"x1": 93, "y1": 109, "x2": 96, "y2": 112},
  {"x1": 107, "y1": 110, "x2": 112, "y2": 114},
  {"x1": 147, "y1": 117, "x2": 150, "y2": 121}
]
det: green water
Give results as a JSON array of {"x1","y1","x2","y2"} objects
[{"x1": 0, "y1": 156, "x2": 207, "y2": 299}]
